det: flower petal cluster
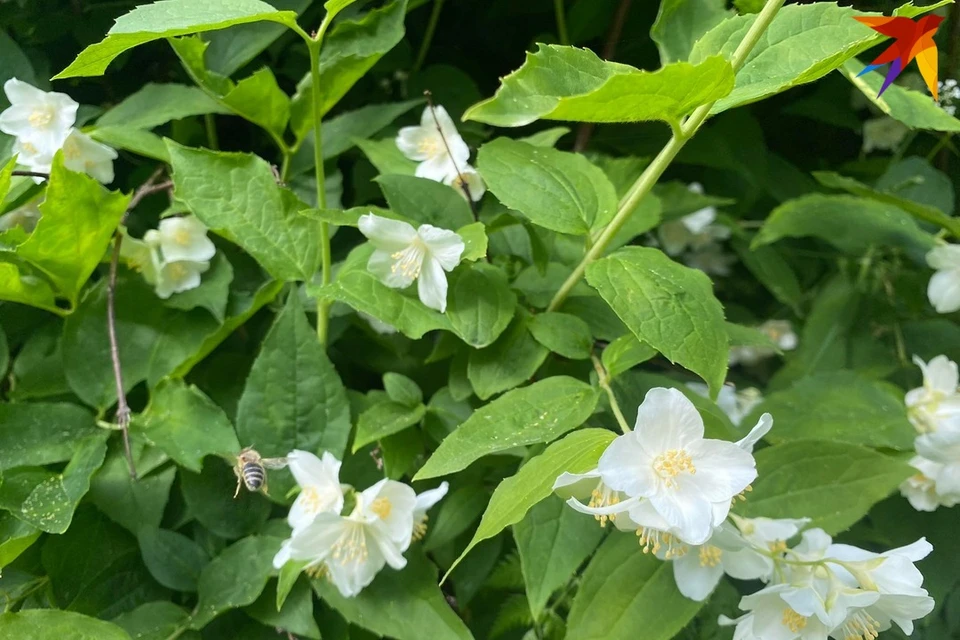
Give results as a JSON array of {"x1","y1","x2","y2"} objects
[
  {"x1": 273, "y1": 450, "x2": 447, "y2": 598},
  {"x1": 119, "y1": 215, "x2": 216, "y2": 299},
  {"x1": 396, "y1": 105, "x2": 484, "y2": 201},
  {"x1": 926, "y1": 244, "x2": 960, "y2": 313},
  {"x1": 900, "y1": 354, "x2": 960, "y2": 511},
  {"x1": 657, "y1": 183, "x2": 733, "y2": 276},
  {"x1": 358, "y1": 213, "x2": 464, "y2": 312},
  {"x1": 730, "y1": 319, "x2": 798, "y2": 366},
  {"x1": 687, "y1": 382, "x2": 764, "y2": 427},
  {"x1": 0, "y1": 78, "x2": 116, "y2": 183},
  {"x1": 939, "y1": 78, "x2": 960, "y2": 116}
]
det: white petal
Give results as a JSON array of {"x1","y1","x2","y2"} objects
[
  {"x1": 633, "y1": 387, "x2": 705, "y2": 455},
  {"x1": 685, "y1": 439, "x2": 757, "y2": 502},
  {"x1": 722, "y1": 547, "x2": 773, "y2": 581},
  {"x1": 565, "y1": 495, "x2": 639, "y2": 517},
  {"x1": 672, "y1": 549, "x2": 723, "y2": 601},
  {"x1": 553, "y1": 469, "x2": 601, "y2": 500},
  {"x1": 414, "y1": 482, "x2": 449, "y2": 516},
  {"x1": 926, "y1": 244, "x2": 960, "y2": 270},
  {"x1": 367, "y1": 249, "x2": 416, "y2": 289},
  {"x1": 156, "y1": 215, "x2": 215, "y2": 263},
  {"x1": 681, "y1": 207, "x2": 717, "y2": 234},
  {"x1": 369, "y1": 526, "x2": 408, "y2": 570},
  {"x1": 928, "y1": 269, "x2": 960, "y2": 313},
  {"x1": 416, "y1": 154, "x2": 460, "y2": 183},
  {"x1": 358, "y1": 214, "x2": 418, "y2": 252},
  {"x1": 598, "y1": 434, "x2": 658, "y2": 497},
  {"x1": 418, "y1": 225, "x2": 464, "y2": 271},
  {"x1": 735, "y1": 413, "x2": 772, "y2": 453},
  {"x1": 648, "y1": 489, "x2": 714, "y2": 545},
  {"x1": 417, "y1": 256, "x2": 449, "y2": 312},
  {"x1": 396, "y1": 126, "x2": 435, "y2": 161}
]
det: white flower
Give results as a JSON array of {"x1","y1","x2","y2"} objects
[
  {"x1": 0, "y1": 200, "x2": 41, "y2": 233},
  {"x1": 274, "y1": 479, "x2": 417, "y2": 598},
  {"x1": 732, "y1": 582, "x2": 870, "y2": 640},
  {"x1": 862, "y1": 117, "x2": 909, "y2": 153},
  {"x1": 900, "y1": 455, "x2": 948, "y2": 512},
  {"x1": 926, "y1": 244, "x2": 960, "y2": 313},
  {"x1": 826, "y1": 538, "x2": 935, "y2": 637},
  {"x1": 396, "y1": 106, "x2": 470, "y2": 183},
  {"x1": 61, "y1": 129, "x2": 117, "y2": 184},
  {"x1": 904, "y1": 354, "x2": 960, "y2": 433},
  {"x1": 148, "y1": 259, "x2": 210, "y2": 299},
  {"x1": 592, "y1": 388, "x2": 762, "y2": 545},
  {"x1": 684, "y1": 243, "x2": 736, "y2": 276},
  {"x1": 0, "y1": 78, "x2": 77, "y2": 157},
  {"x1": 658, "y1": 183, "x2": 730, "y2": 257},
  {"x1": 914, "y1": 430, "x2": 960, "y2": 496},
  {"x1": 730, "y1": 320, "x2": 797, "y2": 366},
  {"x1": 686, "y1": 382, "x2": 764, "y2": 427},
  {"x1": 411, "y1": 481, "x2": 448, "y2": 541},
  {"x1": 939, "y1": 78, "x2": 960, "y2": 116},
  {"x1": 443, "y1": 164, "x2": 485, "y2": 202},
  {"x1": 728, "y1": 514, "x2": 810, "y2": 581},
  {"x1": 358, "y1": 213, "x2": 464, "y2": 313},
  {"x1": 287, "y1": 450, "x2": 345, "y2": 531},
  {"x1": 144, "y1": 215, "x2": 216, "y2": 265}
]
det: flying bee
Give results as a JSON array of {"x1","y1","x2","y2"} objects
[{"x1": 233, "y1": 447, "x2": 288, "y2": 498}]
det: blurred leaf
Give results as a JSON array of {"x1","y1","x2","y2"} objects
[
  {"x1": 180, "y1": 459, "x2": 271, "y2": 539},
  {"x1": 0, "y1": 513, "x2": 40, "y2": 571},
  {"x1": 586, "y1": 247, "x2": 728, "y2": 396},
  {"x1": 96, "y1": 83, "x2": 228, "y2": 130},
  {"x1": 0, "y1": 402, "x2": 98, "y2": 471},
  {"x1": 55, "y1": 0, "x2": 300, "y2": 79},
  {"x1": 465, "y1": 46, "x2": 734, "y2": 128},
  {"x1": 447, "y1": 264, "x2": 516, "y2": 349},
  {"x1": 876, "y1": 156, "x2": 955, "y2": 215},
  {"x1": 467, "y1": 315, "x2": 549, "y2": 400},
  {"x1": 651, "y1": 0, "x2": 732, "y2": 64},
  {"x1": 203, "y1": 0, "x2": 313, "y2": 77},
  {"x1": 0, "y1": 610, "x2": 132, "y2": 639},
  {"x1": 88, "y1": 445, "x2": 175, "y2": 534},
  {"x1": 376, "y1": 174, "x2": 474, "y2": 230},
  {"x1": 356, "y1": 137, "x2": 418, "y2": 176},
  {"x1": 191, "y1": 535, "x2": 282, "y2": 628},
  {"x1": 353, "y1": 401, "x2": 426, "y2": 451},
  {"x1": 601, "y1": 335, "x2": 657, "y2": 380},
  {"x1": 138, "y1": 528, "x2": 210, "y2": 592},
  {"x1": 383, "y1": 372, "x2": 423, "y2": 406},
  {"x1": 247, "y1": 579, "x2": 320, "y2": 639},
  {"x1": 527, "y1": 312, "x2": 593, "y2": 360},
  {"x1": 112, "y1": 602, "x2": 191, "y2": 640}
]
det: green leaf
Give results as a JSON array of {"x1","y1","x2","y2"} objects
[
  {"x1": 0, "y1": 30, "x2": 36, "y2": 99},
  {"x1": 528, "y1": 312, "x2": 593, "y2": 360},
  {"x1": 180, "y1": 459, "x2": 271, "y2": 539},
  {"x1": 518, "y1": 126, "x2": 570, "y2": 147},
  {"x1": 477, "y1": 138, "x2": 618, "y2": 236},
  {"x1": 746, "y1": 372, "x2": 914, "y2": 450},
  {"x1": 16, "y1": 436, "x2": 107, "y2": 533},
  {"x1": 236, "y1": 294, "x2": 352, "y2": 484},
  {"x1": 445, "y1": 428, "x2": 615, "y2": 578},
  {"x1": 314, "y1": 549, "x2": 473, "y2": 640},
  {"x1": 138, "y1": 527, "x2": 210, "y2": 592},
  {"x1": 62, "y1": 278, "x2": 220, "y2": 410},
  {"x1": 383, "y1": 372, "x2": 423, "y2": 406},
  {"x1": 877, "y1": 156, "x2": 955, "y2": 215},
  {"x1": 456, "y1": 222, "x2": 488, "y2": 262},
  {"x1": 423, "y1": 485, "x2": 488, "y2": 552},
  {"x1": 601, "y1": 335, "x2": 657, "y2": 380},
  {"x1": 0, "y1": 263, "x2": 61, "y2": 314},
  {"x1": 355, "y1": 137, "x2": 418, "y2": 176},
  {"x1": 415, "y1": 376, "x2": 600, "y2": 480},
  {"x1": 0, "y1": 402, "x2": 99, "y2": 471},
  {"x1": 163, "y1": 252, "x2": 233, "y2": 322},
  {"x1": 514, "y1": 495, "x2": 605, "y2": 619},
  {"x1": 54, "y1": 0, "x2": 300, "y2": 79},
  {"x1": 689, "y1": 2, "x2": 949, "y2": 114},
  {"x1": 813, "y1": 170, "x2": 960, "y2": 238},
  {"x1": 167, "y1": 142, "x2": 322, "y2": 281},
  {"x1": 289, "y1": 0, "x2": 409, "y2": 137},
  {"x1": 96, "y1": 83, "x2": 229, "y2": 129},
  {"x1": 0, "y1": 513, "x2": 40, "y2": 570},
  {"x1": 566, "y1": 533, "x2": 703, "y2": 640},
  {"x1": 753, "y1": 194, "x2": 935, "y2": 264},
  {"x1": 738, "y1": 440, "x2": 914, "y2": 534},
  {"x1": 464, "y1": 45, "x2": 734, "y2": 128},
  {"x1": 112, "y1": 602, "x2": 191, "y2": 640},
  {"x1": 0, "y1": 156, "x2": 15, "y2": 200},
  {"x1": 586, "y1": 247, "x2": 728, "y2": 396},
  {"x1": 726, "y1": 321, "x2": 780, "y2": 352},
  {"x1": 134, "y1": 379, "x2": 240, "y2": 473},
  {"x1": 651, "y1": 0, "x2": 732, "y2": 64},
  {"x1": 353, "y1": 401, "x2": 427, "y2": 451},
  {"x1": 0, "y1": 327, "x2": 8, "y2": 378},
  {"x1": 191, "y1": 535, "x2": 282, "y2": 628},
  {"x1": 731, "y1": 237, "x2": 803, "y2": 314},
  {"x1": 9, "y1": 155, "x2": 129, "y2": 310},
  {"x1": 467, "y1": 315, "x2": 549, "y2": 400},
  {"x1": 376, "y1": 174, "x2": 474, "y2": 229},
  {"x1": 0, "y1": 610, "x2": 132, "y2": 640},
  {"x1": 247, "y1": 579, "x2": 320, "y2": 639},
  {"x1": 446, "y1": 263, "x2": 516, "y2": 349},
  {"x1": 843, "y1": 59, "x2": 960, "y2": 132},
  {"x1": 89, "y1": 126, "x2": 170, "y2": 162},
  {"x1": 88, "y1": 446, "x2": 176, "y2": 535},
  {"x1": 201, "y1": 0, "x2": 311, "y2": 76}
]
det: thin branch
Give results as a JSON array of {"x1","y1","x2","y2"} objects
[
  {"x1": 424, "y1": 90, "x2": 477, "y2": 215},
  {"x1": 11, "y1": 170, "x2": 50, "y2": 180},
  {"x1": 413, "y1": 0, "x2": 446, "y2": 73},
  {"x1": 591, "y1": 355, "x2": 630, "y2": 433},
  {"x1": 107, "y1": 168, "x2": 171, "y2": 480},
  {"x1": 573, "y1": 0, "x2": 633, "y2": 152}
]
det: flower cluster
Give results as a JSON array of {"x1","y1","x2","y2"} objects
[
  {"x1": 899, "y1": 354, "x2": 960, "y2": 511},
  {"x1": 121, "y1": 215, "x2": 217, "y2": 299},
  {"x1": 555, "y1": 388, "x2": 935, "y2": 638},
  {"x1": 730, "y1": 319, "x2": 799, "y2": 366},
  {"x1": 925, "y1": 244, "x2": 960, "y2": 314},
  {"x1": 657, "y1": 183, "x2": 734, "y2": 276},
  {"x1": 273, "y1": 450, "x2": 447, "y2": 598},
  {"x1": 939, "y1": 78, "x2": 960, "y2": 117},
  {"x1": 396, "y1": 105, "x2": 485, "y2": 202},
  {"x1": 0, "y1": 78, "x2": 117, "y2": 184},
  {"x1": 357, "y1": 212, "x2": 464, "y2": 312}
]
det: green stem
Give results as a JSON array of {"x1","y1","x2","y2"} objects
[
  {"x1": 203, "y1": 113, "x2": 219, "y2": 150},
  {"x1": 592, "y1": 355, "x2": 631, "y2": 433},
  {"x1": 308, "y1": 37, "x2": 332, "y2": 345},
  {"x1": 547, "y1": 0, "x2": 785, "y2": 312},
  {"x1": 554, "y1": 0, "x2": 570, "y2": 45},
  {"x1": 413, "y1": 0, "x2": 445, "y2": 73}
]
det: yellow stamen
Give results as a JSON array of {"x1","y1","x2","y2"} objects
[
  {"x1": 331, "y1": 523, "x2": 368, "y2": 564},
  {"x1": 413, "y1": 516, "x2": 429, "y2": 541},
  {"x1": 174, "y1": 228, "x2": 192, "y2": 245},
  {"x1": 841, "y1": 610, "x2": 880, "y2": 640},
  {"x1": 371, "y1": 497, "x2": 392, "y2": 519},
  {"x1": 768, "y1": 540, "x2": 788, "y2": 554},
  {"x1": 390, "y1": 238, "x2": 426, "y2": 279},
  {"x1": 588, "y1": 482, "x2": 620, "y2": 528},
  {"x1": 168, "y1": 263, "x2": 188, "y2": 279},
  {"x1": 417, "y1": 137, "x2": 440, "y2": 157},
  {"x1": 698, "y1": 545, "x2": 722, "y2": 567},
  {"x1": 652, "y1": 449, "x2": 696, "y2": 488},
  {"x1": 305, "y1": 563, "x2": 329, "y2": 580},
  {"x1": 300, "y1": 486, "x2": 323, "y2": 514},
  {"x1": 28, "y1": 108, "x2": 54, "y2": 128},
  {"x1": 781, "y1": 608, "x2": 807, "y2": 632},
  {"x1": 637, "y1": 528, "x2": 687, "y2": 558}
]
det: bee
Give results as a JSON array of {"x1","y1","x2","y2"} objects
[{"x1": 233, "y1": 447, "x2": 288, "y2": 498}]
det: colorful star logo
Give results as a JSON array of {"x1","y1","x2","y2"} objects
[{"x1": 854, "y1": 14, "x2": 944, "y2": 100}]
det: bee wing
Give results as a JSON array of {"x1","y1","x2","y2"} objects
[{"x1": 261, "y1": 457, "x2": 289, "y2": 469}]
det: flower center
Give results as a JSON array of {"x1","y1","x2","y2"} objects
[
  {"x1": 781, "y1": 608, "x2": 807, "y2": 633},
  {"x1": 417, "y1": 136, "x2": 441, "y2": 158},
  {"x1": 840, "y1": 610, "x2": 880, "y2": 640},
  {"x1": 909, "y1": 400, "x2": 944, "y2": 434},
  {"x1": 331, "y1": 522, "x2": 368, "y2": 564},
  {"x1": 19, "y1": 141, "x2": 38, "y2": 155},
  {"x1": 413, "y1": 515, "x2": 429, "y2": 541},
  {"x1": 174, "y1": 229, "x2": 192, "y2": 246},
  {"x1": 698, "y1": 545, "x2": 722, "y2": 567},
  {"x1": 652, "y1": 449, "x2": 696, "y2": 487},
  {"x1": 62, "y1": 139, "x2": 80, "y2": 160},
  {"x1": 300, "y1": 485, "x2": 329, "y2": 515},
  {"x1": 637, "y1": 528, "x2": 687, "y2": 559},
  {"x1": 28, "y1": 107, "x2": 54, "y2": 128},
  {"x1": 390, "y1": 238, "x2": 426, "y2": 279},
  {"x1": 588, "y1": 481, "x2": 619, "y2": 527},
  {"x1": 371, "y1": 497, "x2": 392, "y2": 519},
  {"x1": 168, "y1": 263, "x2": 188, "y2": 279},
  {"x1": 768, "y1": 540, "x2": 788, "y2": 554}
]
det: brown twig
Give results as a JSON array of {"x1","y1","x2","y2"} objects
[
  {"x1": 573, "y1": 0, "x2": 633, "y2": 153},
  {"x1": 11, "y1": 170, "x2": 50, "y2": 180},
  {"x1": 107, "y1": 168, "x2": 171, "y2": 480},
  {"x1": 423, "y1": 90, "x2": 477, "y2": 216}
]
